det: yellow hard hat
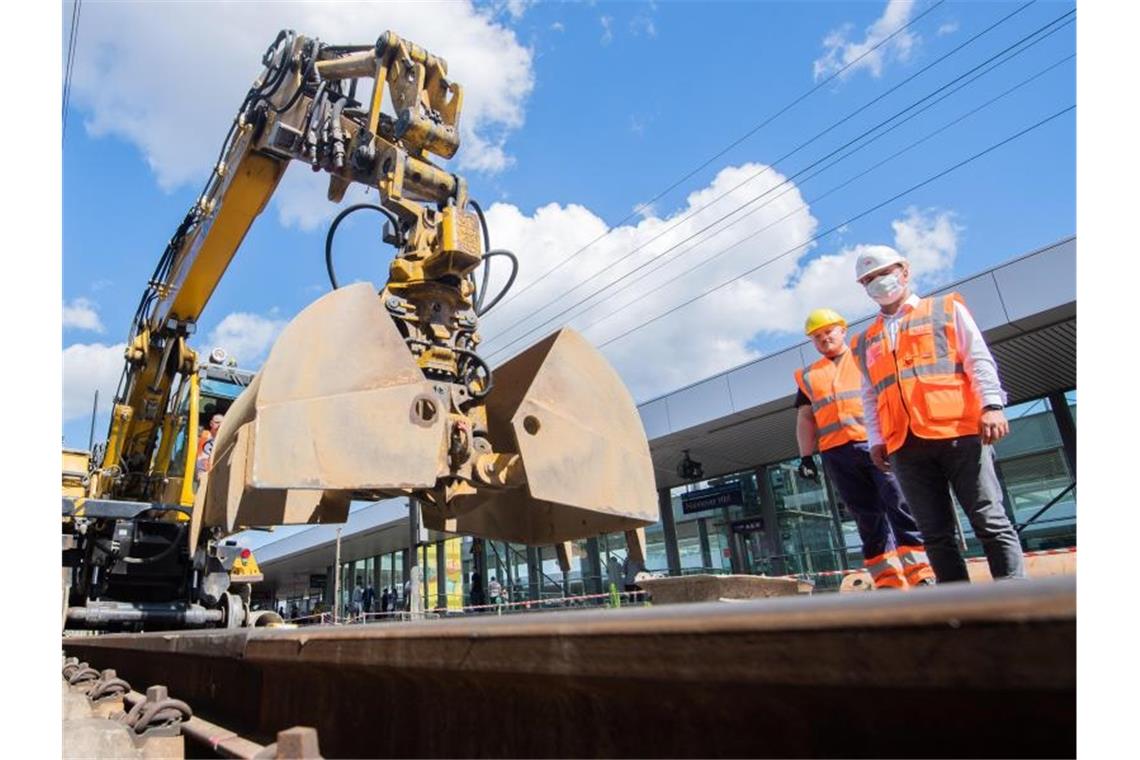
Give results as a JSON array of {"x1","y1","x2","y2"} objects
[{"x1": 804, "y1": 308, "x2": 846, "y2": 336}]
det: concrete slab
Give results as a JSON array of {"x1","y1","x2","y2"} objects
[{"x1": 636, "y1": 573, "x2": 809, "y2": 604}]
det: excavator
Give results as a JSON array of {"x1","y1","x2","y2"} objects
[{"x1": 62, "y1": 29, "x2": 657, "y2": 630}]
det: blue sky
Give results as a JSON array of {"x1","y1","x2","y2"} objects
[{"x1": 62, "y1": 0, "x2": 1076, "y2": 450}]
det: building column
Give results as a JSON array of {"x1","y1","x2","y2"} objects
[
  {"x1": 405, "y1": 498, "x2": 421, "y2": 580},
  {"x1": 324, "y1": 564, "x2": 334, "y2": 612},
  {"x1": 436, "y1": 541, "x2": 447, "y2": 611},
  {"x1": 372, "y1": 554, "x2": 382, "y2": 607},
  {"x1": 756, "y1": 466, "x2": 786, "y2": 576},
  {"x1": 471, "y1": 538, "x2": 487, "y2": 604},
  {"x1": 1049, "y1": 390, "x2": 1077, "y2": 478},
  {"x1": 526, "y1": 546, "x2": 541, "y2": 601},
  {"x1": 657, "y1": 487, "x2": 682, "y2": 577},
  {"x1": 584, "y1": 538, "x2": 603, "y2": 594},
  {"x1": 697, "y1": 518, "x2": 713, "y2": 571}
]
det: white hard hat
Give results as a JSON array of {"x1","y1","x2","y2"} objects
[{"x1": 854, "y1": 246, "x2": 906, "y2": 281}]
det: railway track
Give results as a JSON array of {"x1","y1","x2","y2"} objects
[{"x1": 63, "y1": 575, "x2": 1075, "y2": 758}]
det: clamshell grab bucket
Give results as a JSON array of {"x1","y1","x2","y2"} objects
[
  {"x1": 423, "y1": 329, "x2": 658, "y2": 544},
  {"x1": 197, "y1": 283, "x2": 657, "y2": 547}
]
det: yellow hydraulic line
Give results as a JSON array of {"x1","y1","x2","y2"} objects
[{"x1": 179, "y1": 372, "x2": 200, "y2": 508}]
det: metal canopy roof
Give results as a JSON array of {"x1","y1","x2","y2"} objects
[{"x1": 640, "y1": 238, "x2": 1076, "y2": 490}]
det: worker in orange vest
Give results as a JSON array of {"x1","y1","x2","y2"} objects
[
  {"x1": 852, "y1": 247, "x2": 1025, "y2": 582},
  {"x1": 795, "y1": 308, "x2": 935, "y2": 589},
  {"x1": 196, "y1": 413, "x2": 224, "y2": 477}
]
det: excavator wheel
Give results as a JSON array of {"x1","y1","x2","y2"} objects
[{"x1": 221, "y1": 591, "x2": 247, "y2": 629}]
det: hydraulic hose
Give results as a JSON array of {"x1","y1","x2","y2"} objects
[
  {"x1": 475, "y1": 250, "x2": 519, "y2": 316},
  {"x1": 467, "y1": 200, "x2": 518, "y2": 316},
  {"x1": 324, "y1": 203, "x2": 402, "y2": 289},
  {"x1": 469, "y1": 199, "x2": 492, "y2": 313}
]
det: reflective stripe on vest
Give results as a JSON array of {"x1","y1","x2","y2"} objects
[
  {"x1": 794, "y1": 348, "x2": 867, "y2": 451},
  {"x1": 855, "y1": 293, "x2": 983, "y2": 455}
]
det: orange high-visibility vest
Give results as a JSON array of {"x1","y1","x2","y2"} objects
[
  {"x1": 854, "y1": 293, "x2": 982, "y2": 455},
  {"x1": 794, "y1": 347, "x2": 867, "y2": 451}
]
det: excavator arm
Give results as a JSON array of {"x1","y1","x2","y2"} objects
[{"x1": 93, "y1": 29, "x2": 656, "y2": 561}]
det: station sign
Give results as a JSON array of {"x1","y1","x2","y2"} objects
[
  {"x1": 681, "y1": 482, "x2": 744, "y2": 515},
  {"x1": 309, "y1": 574, "x2": 327, "y2": 589},
  {"x1": 731, "y1": 517, "x2": 766, "y2": 534}
]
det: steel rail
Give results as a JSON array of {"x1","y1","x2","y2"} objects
[{"x1": 66, "y1": 576, "x2": 1076, "y2": 758}]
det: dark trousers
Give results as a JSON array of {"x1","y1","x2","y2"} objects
[
  {"x1": 889, "y1": 434, "x2": 1026, "y2": 582},
  {"x1": 822, "y1": 441, "x2": 924, "y2": 560}
]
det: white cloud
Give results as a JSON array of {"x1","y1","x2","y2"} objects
[
  {"x1": 937, "y1": 21, "x2": 959, "y2": 37},
  {"x1": 892, "y1": 206, "x2": 960, "y2": 286},
  {"x1": 474, "y1": 171, "x2": 959, "y2": 401},
  {"x1": 630, "y1": 15, "x2": 657, "y2": 38},
  {"x1": 813, "y1": 0, "x2": 919, "y2": 82},
  {"x1": 204, "y1": 312, "x2": 287, "y2": 368},
  {"x1": 500, "y1": 0, "x2": 531, "y2": 21},
  {"x1": 600, "y1": 16, "x2": 614, "y2": 45},
  {"x1": 63, "y1": 298, "x2": 105, "y2": 333},
  {"x1": 63, "y1": 343, "x2": 126, "y2": 421},
  {"x1": 549, "y1": 21, "x2": 565, "y2": 33},
  {"x1": 69, "y1": 1, "x2": 535, "y2": 228}
]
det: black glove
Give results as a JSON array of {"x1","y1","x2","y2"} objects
[{"x1": 797, "y1": 455, "x2": 818, "y2": 480}]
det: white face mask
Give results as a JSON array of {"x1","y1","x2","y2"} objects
[{"x1": 865, "y1": 271, "x2": 905, "y2": 305}]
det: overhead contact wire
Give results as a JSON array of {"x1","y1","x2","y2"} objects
[
  {"x1": 574, "y1": 54, "x2": 1075, "y2": 338},
  {"x1": 485, "y1": 6, "x2": 1070, "y2": 360},
  {"x1": 487, "y1": 0, "x2": 952, "y2": 315},
  {"x1": 483, "y1": 1, "x2": 1043, "y2": 352},
  {"x1": 594, "y1": 104, "x2": 1075, "y2": 350}
]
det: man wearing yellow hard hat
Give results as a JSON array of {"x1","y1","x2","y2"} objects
[{"x1": 794, "y1": 307, "x2": 935, "y2": 589}]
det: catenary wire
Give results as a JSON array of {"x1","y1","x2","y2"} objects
[
  {"x1": 486, "y1": 15, "x2": 1071, "y2": 360},
  {"x1": 484, "y1": 8, "x2": 1071, "y2": 359},
  {"x1": 482, "y1": 1, "x2": 1043, "y2": 351},
  {"x1": 572, "y1": 53, "x2": 1074, "y2": 340},
  {"x1": 593, "y1": 104, "x2": 1074, "y2": 350},
  {"x1": 62, "y1": 0, "x2": 83, "y2": 140},
  {"x1": 486, "y1": 0, "x2": 953, "y2": 315}
]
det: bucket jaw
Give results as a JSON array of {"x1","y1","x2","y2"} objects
[
  {"x1": 198, "y1": 283, "x2": 656, "y2": 548},
  {"x1": 424, "y1": 329, "x2": 658, "y2": 544}
]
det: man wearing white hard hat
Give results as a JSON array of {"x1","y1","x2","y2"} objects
[
  {"x1": 851, "y1": 247, "x2": 1025, "y2": 582},
  {"x1": 794, "y1": 308, "x2": 935, "y2": 589}
]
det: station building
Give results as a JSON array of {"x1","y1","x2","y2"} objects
[{"x1": 252, "y1": 237, "x2": 1077, "y2": 616}]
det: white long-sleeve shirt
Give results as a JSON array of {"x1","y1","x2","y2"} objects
[{"x1": 860, "y1": 292, "x2": 1007, "y2": 446}]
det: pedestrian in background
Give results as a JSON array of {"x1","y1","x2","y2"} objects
[
  {"x1": 852, "y1": 248, "x2": 1026, "y2": 582},
  {"x1": 795, "y1": 308, "x2": 936, "y2": 589},
  {"x1": 469, "y1": 571, "x2": 485, "y2": 610},
  {"x1": 352, "y1": 582, "x2": 364, "y2": 618}
]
